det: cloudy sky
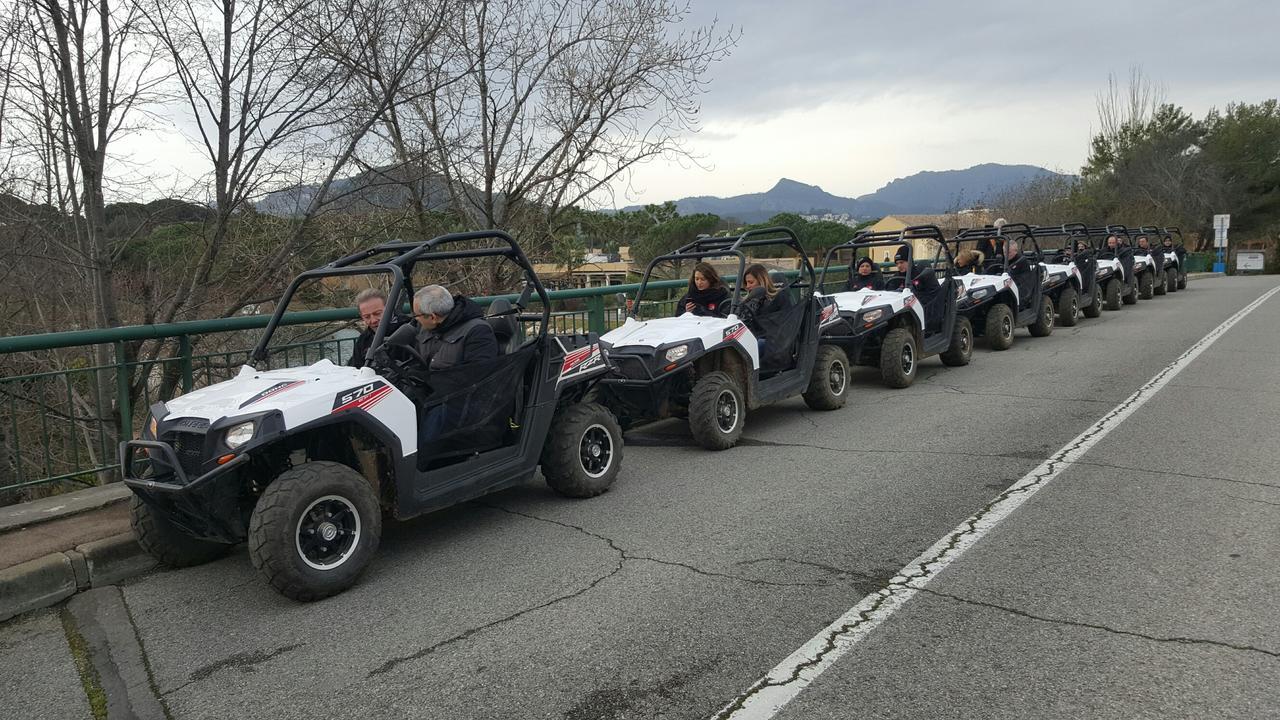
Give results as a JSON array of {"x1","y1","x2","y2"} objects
[{"x1": 611, "y1": 0, "x2": 1280, "y2": 206}]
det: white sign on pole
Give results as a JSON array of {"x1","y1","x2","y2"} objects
[{"x1": 1213, "y1": 214, "x2": 1231, "y2": 248}]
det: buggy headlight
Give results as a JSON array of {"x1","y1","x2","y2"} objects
[
  {"x1": 664, "y1": 345, "x2": 689, "y2": 362},
  {"x1": 224, "y1": 421, "x2": 256, "y2": 449},
  {"x1": 860, "y1": 309, "x2": 884, "y2": 324},
  {"x1": 969, "y1": 288, "x2": 990, "y2": 300}
]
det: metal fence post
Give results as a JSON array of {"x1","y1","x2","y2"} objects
[
  {"x1": 115, "y1": 341, "x2": 132, "y2": 442},
  {"x1": 179, "y1": 335, "x2": 193, "y2": 393},
  {"x1": 586, "y1": 295, "x2": 606, "y2": 335}
]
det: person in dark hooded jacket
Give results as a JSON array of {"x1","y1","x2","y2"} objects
[
  {"x1": 675, "y1": 262, "x2": 731, "y2": 317},
  {"x1": 890, "y1": 245, "x2": 940, "y2": 304},
  {"x1": 412, "y1": 285, "x2": 500, "y2": 448},
  {"x1": 846, "y1": 256, "x2": 884, "y2": 291},
  {"x1": 413, "y1": 285, "x2": 498, "y2": 371}
]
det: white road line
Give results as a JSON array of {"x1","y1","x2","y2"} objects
[{"x1": 715, "y1": 283, "x2": 1280, "y2": 720}]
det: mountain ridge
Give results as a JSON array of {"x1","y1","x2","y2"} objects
[{"x1": 624, "y1": 163, "x2": 1073, "y2": 222}]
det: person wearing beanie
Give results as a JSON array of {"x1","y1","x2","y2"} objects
[{"x1": 846, "y1": 255, "x2": 884, "y2": 291}]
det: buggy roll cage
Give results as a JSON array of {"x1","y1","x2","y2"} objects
[
  {"x1": 625, "y1": 226, "x2": 815, "y2": 319},
  {"x1": 1162, "y1": 226, "x2": 1184, "y2": 244},
  {"x1": 817, "y1": 225, "x2": 954, "y2": 291},
  {"x1": 251, "y1": 230, "x2": 552, "y2": 364},
  {"x1": 1084, "y1": 225, "x2": 1130, "y2": 252},
  {"x1": 1028, "y1": 223, "x2": 1093, "y2": 258},
  {"x1": 949, "y1": 223, "x2": 1040, "y2": 270}
]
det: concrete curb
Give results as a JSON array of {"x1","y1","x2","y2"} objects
[
  {"x1": 0, "y1": 554, "x2": 77, "y2": 623},
  {"x1": 1, "y1": 533, "x2": 156, "y2": 624},
  {"x1": 1187, "y1": 272, "x2": 1224, "y2": 279},
  {"x1": 0, "y1": 483, "x2": 131, "y2": 533}
]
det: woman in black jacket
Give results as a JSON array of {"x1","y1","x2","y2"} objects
[
  {"x1": 846, "y1": 256, "x2": 884, "y2": 291},
  {"x1": 675, "y1": 262, "x2": 731, "y2": 317}
]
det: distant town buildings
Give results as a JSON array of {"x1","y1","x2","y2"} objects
[{"x1": 799, "y1": 212, "x2": 863, "y2": 227}]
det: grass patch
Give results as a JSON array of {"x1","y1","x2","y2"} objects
[{"x1": 59, "y1": 608, "x2": 108, "y2": 720}]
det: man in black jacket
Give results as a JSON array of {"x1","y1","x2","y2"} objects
[
  {"x1": 412, "y1": 285, "x2": 501, "y2": 448},
  {"x1": 412, "y1": 285, "x2": 498, "y2": 371},
  {"x1": 892, "y1": 245, "x2": 940, "y2": 306}
]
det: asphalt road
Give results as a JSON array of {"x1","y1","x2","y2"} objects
[{"x1": 5, "y1": 275, "x2": 1279, "y2": 720}]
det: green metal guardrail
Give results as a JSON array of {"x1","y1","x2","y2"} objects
[{"x1": 0, "y1": 269, "x2": 849, "y2": 501}]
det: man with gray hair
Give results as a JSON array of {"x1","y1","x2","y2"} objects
[
  {"x1": 412, "y1": 285, "x2": 498, "y2": 371},
  {"x1": 411, "y1": 284, "x2": 500, "y2": 446}
]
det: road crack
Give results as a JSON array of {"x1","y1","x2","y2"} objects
[
  {"x1": 164, "y1": 642, "x2": 305, "y2": 697},
  {"x1": 119, "y1": 590, "x2": 176, "y2": 718},
  {"x1": 918, "y1": 588, "x2": 1280, "y2": 660},
  {"x1": 368, "y1": 504, "x2": 868, "y2": 679},
  {"x1": 1074, "y1": 459, "x2": 1280, "y2": 491},
  {"x1": 1225, "y1": 494, "x2": 1280, "y2": 508}
]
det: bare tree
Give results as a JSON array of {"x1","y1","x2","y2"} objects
[
  {"x1": 28, "y1": 0, "x2": 165, "y2": 331},
  {"x1": 384, "y1": 0, "x2": 735, "y2": 262}
]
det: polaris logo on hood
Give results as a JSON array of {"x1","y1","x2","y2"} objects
[{"x1": 239, "y1": 380, "x2": 305, "y2": 409}]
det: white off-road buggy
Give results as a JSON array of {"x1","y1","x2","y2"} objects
[
  {"x1": 1028, "y1": 223, "x2": 1103, "y2": 326},
  {"x1": 121, "y1": 231, "x2": 623, "y2": 601},
  {"x1": 594, "y1": 227, "x2": 846, "y2": 451},
  {"x1": 1090, "y1": 226, "x2": 1137, "y2": 310},
  {"x1": 815, "y1": 225, "x2": 972, "y2": 389},
  {"x1": 1127, "y1": 226, "x2": 1169, "y2": 299},
  {"x1": 947, "y1": 223, "x2": 1054, "y2": 350},
  {"x1": 1160, "y1": 226, "x2": 1189, "y2": 291}
]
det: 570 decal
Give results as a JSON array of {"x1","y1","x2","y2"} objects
[{"x1": 332, "y1": 381, "x2": 392, "y2": 413}]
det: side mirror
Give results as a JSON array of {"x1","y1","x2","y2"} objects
[{"x1": 614, "y1": 292, "x2": 627, "y2": 305}]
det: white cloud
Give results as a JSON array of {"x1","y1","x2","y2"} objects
[{"x1": 610, "y1": 0, "x2": 1280, "y2": 205}]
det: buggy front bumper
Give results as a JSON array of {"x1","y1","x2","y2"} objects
[{"x1": 119, "y1": 440, "x2": 250, "y2": 543}]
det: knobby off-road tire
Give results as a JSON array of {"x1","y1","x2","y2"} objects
[
  {"x1": 879, "y1": 327, "x2": 918, "y2": 388},
  {"x1": 688, "y1": 371, "x2": 745, "y2": 450},
  {"x1": 248, "y1": 461, "x2": 381, "y2": 602},
  {"x1": 1056, "y1": 285, "x2": 1079, "y2": 327},
  {"x1": 131, "y1": 495, "x2": 233, "y2": 568},
  {"x1": 1177, "y1": 271, "x2": 1188, "y2": 290},
  {"x1": 803, "y1": 345, "x2": 849, "y2": 410},
  {"x1": 1029, "y1": 296, "x2": 1055, "y2": 337},
  {"x1": 1104, "y1": 279, "x2": 1123, "y2": 310},
  {"x1": 1138, "y1": 271, "x2": 1154, "y2": 299},
  {"x1": 541, "y1": 402, "x2": 623, "y2": 498},
  {"x1": 1082, "y1": 283, "x2": 1103, "y2": 318},
  {"x1": 940, "y1": 316, "x2": 973, "y2": 367},
  {"x1": 1166, "y1": 268, "x2": 1179, "y2": 293},
  {"x1": 1122, "y1": 279, "x2": 1139, "y2": 305},
  {"x1": 1154, "y1": 269, "x2": 1168, "y2": 295},
  {"x1": 985, "y1": 304, "x2": 1015, "y2": 351}
]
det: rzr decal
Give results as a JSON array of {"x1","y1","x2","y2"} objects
[
  {"x1": 560, "y1": 344, "x2": 603, "y2": 376},
  {"x1": 722, "y1": 323, "x2": 747, "y2": 343},
  {"x1": 239, "y1": 380, "x2": 305, "y2": 409},
  {"x1": 819, "y1": 303, "x2": 839, "y2": 326},
  {"x1": 1003, "y1": 278, "x2": 1013, "y2": 289},
  {"x1": 332, "y1": 381, "x2": 392, "y2": 413},
  {"x1": 904, "y1": 295, "x2": 917, "y2": 309}
]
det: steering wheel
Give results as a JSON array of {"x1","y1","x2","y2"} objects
[{"x1": 369, "y1": 334, "x2": 432, "y2": 398}]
